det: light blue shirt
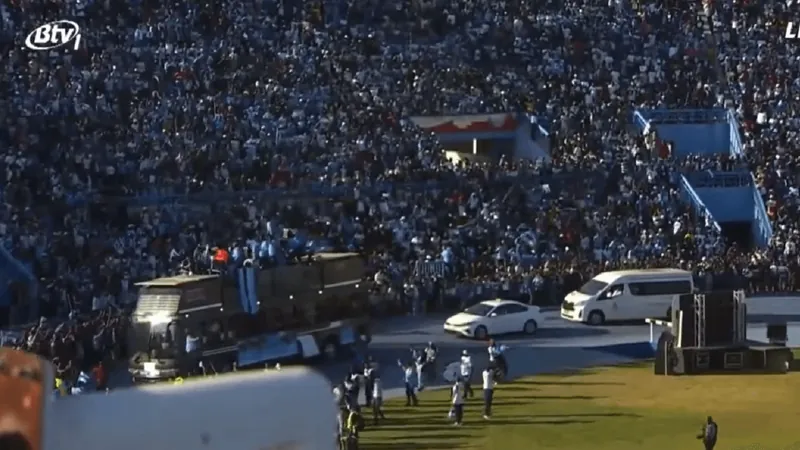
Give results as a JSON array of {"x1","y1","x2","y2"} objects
[
  {"x1": 403, "y1": 366, "x2": 414, "y2": 385},
  {"x1": 441, "y1": 247, "x2": 453, "y2": 264},
  {"x1": 186, "y1": 335, "x2": 200, "y2": 353}
]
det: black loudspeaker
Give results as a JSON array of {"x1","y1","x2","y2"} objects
[
  {"x1": 677, "y1": 294, "x2": 696, "y2": 347},
  {"x1": 705, "y1": 291, "x2": 735, "y2": 346},
  {"x1": 767, "y1": 324, "x2": 788, "y2": 345}
]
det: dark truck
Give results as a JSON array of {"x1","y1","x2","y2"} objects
[{"x1": 128, "y1": 253, "x2": 372, "y2": 382}]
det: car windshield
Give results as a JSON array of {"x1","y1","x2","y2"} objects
[
  {"x1": 577, "y1": 279, "x2": 609, "y2": 296},
  {"x1": 464, "y1": 303, "x2": 494, "y2": 316}
]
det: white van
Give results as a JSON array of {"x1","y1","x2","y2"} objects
[{"x1": 561, "y1": 269, "x2": 694, "y2": 325}]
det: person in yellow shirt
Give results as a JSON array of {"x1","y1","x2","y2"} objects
[
  {"x1": 342, "y1": 408, "x2": 362, "y2": 450},
  {"x1": 55, "y1": 377, "x2": 67, "y2": 397}
]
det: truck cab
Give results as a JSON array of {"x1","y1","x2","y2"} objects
[{"x1": 128, "y1": 274, "x2": 237, "y2": 380}]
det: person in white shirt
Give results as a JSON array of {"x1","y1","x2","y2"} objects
[
  {"x1": 450, "y1": 378, "x2": 465, "y2": 426},
  {"x1": 482, "y1": 368, "x2": 496, "y2": 419},
  {"x1": 397, "y1": 360, "x2": 418, "y2": 406},
  {"x1": 460, "y1": 350, "x2": 474, "y2": 399},
  {"x1": 371, "y1": 373, "x2": 386, "y2": 425}
]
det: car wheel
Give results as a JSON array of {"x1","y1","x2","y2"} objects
[
  {"x1": 587, "y1": 311, "x2": 605, "y2": 326},
  {"x1": 523, "y1": 319, "x2": 538, "y2": 335},
  {"x1": 473, "y1": 326, "x2": 488, "y2": 340}
]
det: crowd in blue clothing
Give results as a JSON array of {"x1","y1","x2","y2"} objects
[{"x1": 0, "y1": 0, "x2": 800, "y2": 326}]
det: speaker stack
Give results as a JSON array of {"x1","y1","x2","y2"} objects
[
  {"x1": 767, "y1": 323, "x2": 788, "y2": 346},
  {"x1": 656, "y1": 289, "x2": 789, "y2": 375}
]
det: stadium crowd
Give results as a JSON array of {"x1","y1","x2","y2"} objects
[{"x1": 0, "y1": 0, "x2": 799, "y2": 376}]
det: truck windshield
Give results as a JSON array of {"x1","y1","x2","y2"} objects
[{"x1": 148, "y1": 321, "x2": 178, "y2": 359}]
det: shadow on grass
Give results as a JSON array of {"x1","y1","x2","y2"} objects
[
  {"x1": 362, "y1": 441, "x2": 460, "y2": 450},
  {"x1": 495, "y1": 395, "x2": 603, "y2": 405},
  {"x1": 474, "y1": 418, "x2": 596, "y2": 426},
  {"x1": 532, "y1": 412, "x2": 640, "y2": 418},
  {"x1": 415, "y1": 395, "x2": 602, "y2": 407},
  {"x1": 509, "y1": 379, "x2": 624, "y2": 387},
  {"x1": 382, "y1": 411, "x2": 637, "y2": 428}
]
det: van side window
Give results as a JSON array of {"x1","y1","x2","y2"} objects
[
  {"x1": 628, "y1": 281, "x2": 692, "y2": 296},
  {"x1": 599, "y1": 284, "x2": 624, "y2": 300}
]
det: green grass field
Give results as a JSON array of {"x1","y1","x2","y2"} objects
[{"x1": 361, "y1": 351, "x2": 800, "y2": 450}]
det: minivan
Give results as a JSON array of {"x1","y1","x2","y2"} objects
[{"x1": 560, "y1": 269, "x2": 694, "y2": 325}]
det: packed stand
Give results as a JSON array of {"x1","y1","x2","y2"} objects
[
  {"x1": 0, "y1": 0, "x2": 783, "y2": 335},
  {"x1": 707, "y1": 1, "x2": 800, "y2": 270},
  {"x1": 0, "y1": 310, "x2": 125, "y2": 393}
]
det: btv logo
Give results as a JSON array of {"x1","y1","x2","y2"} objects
[
  {"x1": 24, "y1": 21, "x2": 82, "y2": 51},
  {"x1": 787, "y1": 22, "x2": 800, "y2": 39}
]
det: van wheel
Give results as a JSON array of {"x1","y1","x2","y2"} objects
[
  {"x1": 473, "y1": 326, "x2": 488, "y2": 340},
  {"x1": 322, "y1": 338, "x2": 340, "y2": 360},
  {"x1": 587, "y1": 311, "x2": 605, "y2": 326}
]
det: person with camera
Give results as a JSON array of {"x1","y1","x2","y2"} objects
[{"x1": 697, "y1": 416, "x2": 718, "y2": 450}]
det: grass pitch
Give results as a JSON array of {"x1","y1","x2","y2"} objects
[{"x1": 361, "y1": 356, "x2": 800, "y2": 450}]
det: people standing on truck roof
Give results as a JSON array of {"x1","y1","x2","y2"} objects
[{"x1": 212, "y1": 247, "x2": 229, "y2": 270}]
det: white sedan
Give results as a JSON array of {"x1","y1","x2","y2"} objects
[{"x1": 443, "y1": 299, "x2": 543, "y2": 339}]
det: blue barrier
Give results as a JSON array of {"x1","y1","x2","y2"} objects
[
  {"x1": 728, "y1": 109, "x2": 744, "y2": 157},
  {"x1": 246, "y1": 266, "x2": 258, "y2": 314},
  {"x1": 638, "y1": 108, "x2": 728, "y2": 124},
  {"x1": 686, "y1": 170, "x2": 751, "y2": 189},
  {"x1": 236, "y1": 269, "x2": 249, "y2": 313},
  {"x1": 632, "y1": 109, "x2": 730, "y2": 156},
  {"x1": 750, "y1": 174, "x2": 774, "y2": 247},
  {"x1": 678, "y1": 175, "x2": 722, "y2": 233},
  {"x1": 632, "y1": 110, "x2": 649, "y2": 131},
  {"x1": 693, "y1": 185, "x2": 753, "y2": 222}
]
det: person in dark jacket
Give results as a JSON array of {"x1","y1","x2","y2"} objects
[{"x1": 697, "y1": 416, "x2": 718, "y2": 450}]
